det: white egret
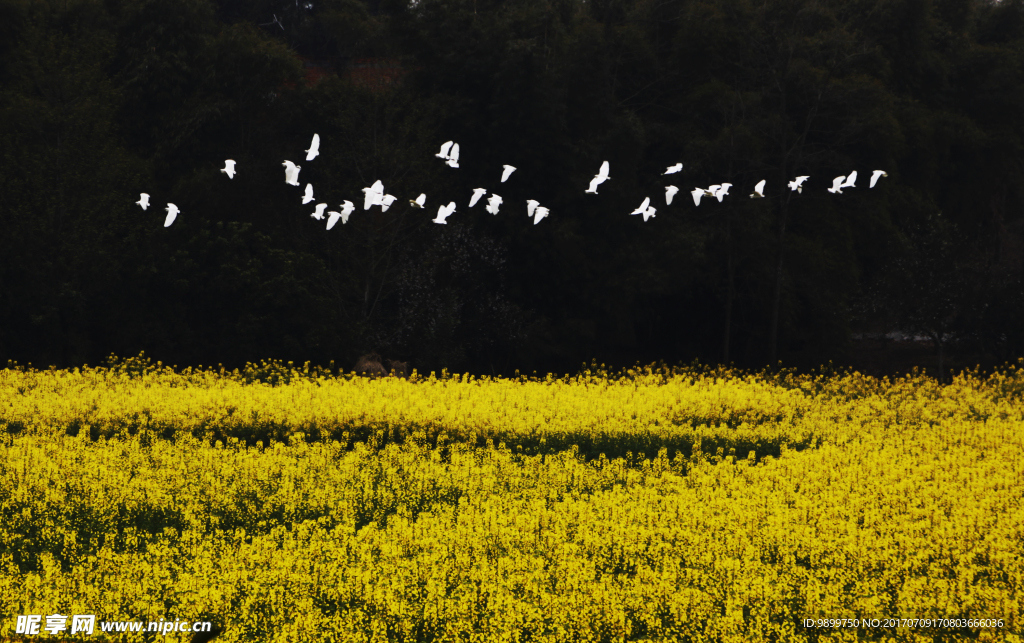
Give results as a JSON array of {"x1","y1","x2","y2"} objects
[
  {"x1": 788, "y1": 175, "x2": 810, "y2": 193},
  {"x1": 486, "y1": 194, "x2": 502, "y2": 214},
  {"x1": 362, "y1": 180, "x2": 384, "y2": 210},
  {"x1": 663, "y1": 163, "x2": 683, "y2": 175},
  {"x1": 446, "y1": 143, "x2": 460, "y2": 168},
  {"x1": 870, "y1": 170, "x2": 888, "y2": 188},
  {"x1": 706, "y1": 184, "x2": 731, "y2": 202},
  {"x1": 282, "y1": 161, "x2": 301, "y2": 186},
  {"x1": 828, "y1": 176, "x2": 846, "y2": 194},
  {"x1": 305, "y1": 133, "x2": 320, "y2": 161},
  {"x1": 631, "y1": 197, "x2": 651, "y2": 215},
  {"x1": 433, "y1": 202, "x2": 456, "y2": 224},
  {"x1": 691, "y1": 188, "x2": 704, "y2": 206},
  {"x1": 326, "y1": 201, "x2": 353, "y2": 230},
  {"x1": 380, "y1": 195, "x2": 397, "y2": 211},
  {"x1": 327, "y1": 200, "x2": 355, "y2": 229},
  {"x1": 221, "y1": 160, "x2": 236, "y2": 179},
  {"x1": 533, "y1": 206, "x2": 549, "y2": 225},
  {"x1": 526, "y1": 199, "x2": 539, "y2": 217},
  {"x1": 585, "y1": 161, "x2": 610, "y2": 193},
  {"x1": 436, "y1": 141, "x2": 453, "y2": 159},
  {"x1": 665, "y1": 185, "x2": 679, "y2": 205},
  {"x1": 750, "y1": 180, "x2": 766, "y2": 198},
  {"x1": 136, "y1": 193, "x2": 150, "y2": 210},
  {"x1": 501, "y1": 165, "x2": 516, "y2": 182},
  {"x1": 311, "y1": 203, "x2": 327, "y2": 220},
  {"x1": 361, "y1": 187, "x2": 379, "y2": 210},
  {"x1": 410, "y1": 193, "x2": 426, "y2": 208},
  {"x1": 164, "y1": 203, "x2": 179, "y2": 227},
  {"x1": 302, "y1": 183, "x2": 314, "y2": 204},
  {"x1": 841, "y1": 170, "x2": 858, "y2": 189},
  {"x1": 642, "y1": 206, "x2": 656, "y2": 222},
  {"x1": 469, "y1": 188, "x2": 487, "y2": 208}
]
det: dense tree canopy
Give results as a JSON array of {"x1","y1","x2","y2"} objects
[{"x1": 0, "y1": 0, "x2": 1021, "y2": 376}]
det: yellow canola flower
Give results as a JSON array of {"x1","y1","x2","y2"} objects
[{"x1": 0, "y1": 359, "x2": 1021, "y2": 641}]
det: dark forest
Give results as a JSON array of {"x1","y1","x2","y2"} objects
[{"x1": 1, "y1": 0, "x2": 1022, "y2": 378}]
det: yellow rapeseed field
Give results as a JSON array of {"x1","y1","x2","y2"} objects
[{"x1": 0, "y1": 355, "x2": 1022, "y2": 642}]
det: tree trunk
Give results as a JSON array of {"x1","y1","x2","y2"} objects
[
  {"x1": 723, "y1": 208, "x2": 735, "y2": 364},
  {"x1": 768, "y1": 66, "x2": 790, "y2": 368},
  {"x1": 768, "y1": 182, "x2": 790, "y2": 366}
]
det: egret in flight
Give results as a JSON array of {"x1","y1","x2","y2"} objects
[
  {"x1": 448, "y1": 143, "x2": 464, "y2": 167},
  {"x1": 841, "y1": 170, "x2": 858, "y2": 189},
  {"x1": 410, "y1": 193, "x2": 426, "y2": 208},
  {"x1": 642, "y1": 205, "x2": 656, "y2": 222},
  {"x1": 362, "y1": 180, "x2": 384, "y2": 210},
  {"x1": 750, "y1": 180, "x2": 766, "y2": 198},
  {"x1": 526, "y1": 199, "x2": 539, "y2": 217},
  {"x1": 311, "y1": 203, "x2": 327, "y2": 220},
  {"x1": 164, "y1": 203, "x2": 179, "y2": 227},
  {"x1": 136, "y1": 193, "x2": 150, "y2": 210},
  {"x1": 436, "y1": 141, "x2": 453, "y2": 159},
  {"x1": 870, "y1": 170, "x2": 888, "y2": 188},
  {"x1": 665, "y1": 185, "x2": 679, "y2": 205},
  {"x1": 469, "y1": 188, "x2": 487, "y2": 208},
  {"x1": 305, "y1": 133, "x2": 320, "y2": 161},
  {"x1": 691, "y1": 188, "x2": 704, "y2": 206},
  {"x1": 533, "y1": 206, "x2": 549, "y2": 225},
  {"x1": 380, "y1": 195, "x2": 397, "y2": 212},
  {"x1": 221, "y1": 160, "x2": 236, "y2": 179},
  {"x1": 663, "y1": 163, "x2": 683, "y2": 175},
  {"x1": 788, "y1": 176, "x2": 810, "y2": 193},
  {"x1": 433, "y1": 202, "x2": 456, "y2": 224},
  {"x1": 282, "y1": 161, "x2": 301, "y2": 186},
  {"x1": 828, "y1": 176, "x2": 846, "y2": 194},
  {"x1": 703, "y1": 185, "x2": 721, "y2": 198},
  {"x1": 501, "y1": 165, "x2": 516, "y2": 182},
  {"x1": 715, "y1": 183, "x2": 733, "y2": 202},
  {"x1": 585, "y1": 161, "x2": 610, "y2": 194},
  {"x1": 326, "y1": 201, "x2": 354, "y2": 230},
  {"x1": 486, "y1": 194, "x2": 502, "y2": 214},
  {"x1": 631, "y1": 197, "x2": 651, "y2": 215},
  {"x1": 302, "y1": 183, "x2": 314, "y2": 204}
]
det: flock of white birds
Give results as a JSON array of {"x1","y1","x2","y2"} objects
[{"x1": 134, "y1": 133, "x2": 888, "y2": 228}]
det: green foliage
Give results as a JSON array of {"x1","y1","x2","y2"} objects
[{"x1": 0, "y1": 0, "x2": 1022, "y2": 375}]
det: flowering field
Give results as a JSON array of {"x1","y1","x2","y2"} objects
[{"x1": 1, "y1": 357, "x2": 1022, "y2": 642}]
